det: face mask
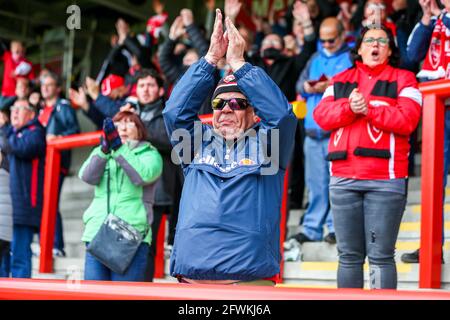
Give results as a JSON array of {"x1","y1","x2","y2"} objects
[{"x1": 262, "y1": 48, "x2": 282, "y2": 60}]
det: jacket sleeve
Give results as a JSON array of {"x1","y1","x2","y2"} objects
[
  {"x1": 83, "y1": 102, "x2": 105, "y2": 129},
  {"x1": 96, "y1": 45, "x2": 123, "y2": 84},
  {"x1": 93, "y1": 94, "x2": 123, "y2": 118},
  {"x1": 123, "y1": 35, "x2": 154, "y2": 69},
  {"x1": 293, "y1": 35, "x2": 316, "y2": 74},
  {"x1": 78, "y1": 146, "x2": 108, "y2": 185},
  {"x1": 406, "y1": 20, "x2": 435, "y2": 63},
  {"x1": 8, "y1": 125, "x2": 46, "y2": 160},
  {"x1": 366, "y1": 72, "x2": 422, "y2": 136},
  {"x1": 313, "y1": 84, "x2": 359, "y2": 131},
  {"x1": 296, "y1": 56, "x2": 314, "y2": 98},
  {"x1": 0, "y1": 125, "x2": 10, "y2": 154},
  {"x1": 158, "y1": 38, "x2": 182, "y2": 84},
  {"x1": 163, "y1": 57, "x2": 216, "y2": 142},
  {"x1": 234, "y1": 62, "x2": 298, "y2": 169},
  {"x1": 145, "y1": 116, "x2": 172, "y2": 153},
  {"x1": 186, "y1": 24, "x2": 209, "y2": 57},
  {"x1": 112, "y1": 143, "x2": 162, "y2": 186}
]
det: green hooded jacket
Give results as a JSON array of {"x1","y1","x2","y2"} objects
[{"x1": 79, "y1": 141, "x2": 163, "y2": 244}]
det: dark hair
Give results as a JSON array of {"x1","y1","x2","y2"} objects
[
  {"x1": 136, "y1": 69, "x2": 164, "y2": 88},
  {"x1": 351, "y1": 24, "x2": 400, "y2": 67},
  {"x1": 112, "y1": 111, "x2": 149, "y2": 141}
]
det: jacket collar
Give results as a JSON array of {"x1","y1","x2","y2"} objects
[
  {"x1": 13, "y1": 117, "x2": 42, "y2": 133},
  {"x1": 140, "y1": 98, "x2": 164, "y2": 112},
  {"x1": 355, "y1": 60, "x2": 389, "y2": 77}
]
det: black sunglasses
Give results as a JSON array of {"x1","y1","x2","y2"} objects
[
  {"x1": 319, "y1": 38, "x2": 337, "y2": 44},
  {"x1": 212, "y1": 98, "x2": 250, "y2": 110}
]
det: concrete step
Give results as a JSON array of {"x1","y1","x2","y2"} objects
[
  {"x1": 31, "y1": 242, "x2": 86, "y2": 258},
  {"x1": 283, "y1": 261, "x2": 450, "y2": 289},
  {"x1": 294, "y1": 240, "x2": 450, "y2": 262},
  {"x1": 31, "y1": 256, "x2": 173, "y2": 281},
  {"x1": 31, "y1": 257, "x2": 84, "y2": 280},
  {"x1": 397, "y1": 221, "x2": 450, "y2": 240}
]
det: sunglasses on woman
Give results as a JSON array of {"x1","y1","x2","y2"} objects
[{"x1": 211, "y1": 98, "x2": 250, "y2": 111}]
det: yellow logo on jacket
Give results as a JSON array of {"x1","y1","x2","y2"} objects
[{"x1": 239, "y1": 159, "x2": 255, "y2": 166}]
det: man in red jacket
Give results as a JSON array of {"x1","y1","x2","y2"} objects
[{"x1": 0, "y1": 40, "x2": 35, "y2": 109}]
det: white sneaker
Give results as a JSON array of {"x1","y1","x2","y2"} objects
[
  {"x1": 283, "y1": 239, "x2": 302, "y2": 261},
  {"x1": 164, "y1": 244, "x2": 173, "y2": 259}
]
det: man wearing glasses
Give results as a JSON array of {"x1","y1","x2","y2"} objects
[
  {"x1": 0, "y1": 99, "x2": 46, "y2": 278},
  {"x1": 289, "y1": 17, "x2": 352, "y2": 247},
  {"x1": 163, "y1": 9, "x2": 297, "y2": 284}
]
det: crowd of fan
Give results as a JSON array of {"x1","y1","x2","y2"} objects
[{"x1": 0, "y1": 0, "x2": 447, "y2": 280}]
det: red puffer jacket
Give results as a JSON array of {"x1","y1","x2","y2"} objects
[{"x1": 313, "y1": 61, "x2": 422, "y2": 180}]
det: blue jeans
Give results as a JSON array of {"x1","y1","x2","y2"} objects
[
  {"x1": 302, "y1": 137, "x2": 334, "y2": 240},
  {"x1": 11, "y1": 225, "x2": 37, "y2": 278},
  {"x1": 330, "y1": 189, "x2": 406, "y2": 289},
  {"x1": 84, "y1": 243, "x2": 150, "y2": 281}
]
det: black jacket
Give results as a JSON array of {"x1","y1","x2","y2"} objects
[
  {"x1": 139, "y1": 98, "x2": 183, "y2": 206},
  {"x1": 247, "y1": 36, "x2": 316, "y2": 101},
  {"x1": 96, "y1": 35, "x2": 155, "y2": 84},
  {"x1": 159, "y1": 24, "x2": 209, "y2": 85}
]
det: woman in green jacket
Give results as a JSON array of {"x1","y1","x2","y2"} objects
[{"x1": 79, "y1": 111, "x2": 162, "y2": 281}]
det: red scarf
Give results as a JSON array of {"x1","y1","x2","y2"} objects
[{"x1": 417, "y1": 17, "x2": 450, "y2": 80}]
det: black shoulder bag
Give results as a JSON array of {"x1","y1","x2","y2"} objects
[{"x1": 86, "y1": 164, "x2": 148, "y2": 275}]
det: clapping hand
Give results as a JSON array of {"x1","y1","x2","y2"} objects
[
  {"x1": 349, "y1": 88, "x2": 368, "y2": 115},
  {"x1": 224, "y1": 0, "x2": 242, "y2": 23},
  {"x1": 225, "y1": 16, "x2": 246, "y2": 72},
  {"x1": 205, "y1": 9, "x2": 229, "y2": 65},
  {"x1": 103, "y1": 118, "x2": 122, "y2": 152},
  {"x1": 169, "y1": 16, "x2": 186, "y2": 41},
  {"x1": 204, "y1": 8, "x2": 246, "y2": 71}
]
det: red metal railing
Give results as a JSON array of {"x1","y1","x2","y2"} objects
[
  {"x1": 39, "y1": 113, "x2": 289, "y2": 282},
  {"x1": 2, "y1": 278, "x2": 450, "y2": 300},
  {"x1": 38, "y1": 86, "x2": 450, "y2": 289},
  {"x1": 418, "y1": 79, "x2": 450, "y2": 288},
  {"x1": 40, "y1": 131, "x2": 102, "y2": 273}
]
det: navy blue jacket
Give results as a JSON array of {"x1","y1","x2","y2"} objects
[
  {"x1": 45, "y1": 98, "x2": 80, "y2": 172},
  {"x1": 0, "y1": 118, "x2": 46, "y2": 228},
  {"x1": 163, "y1": 58, "x2": 297, "y2": 281}
]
